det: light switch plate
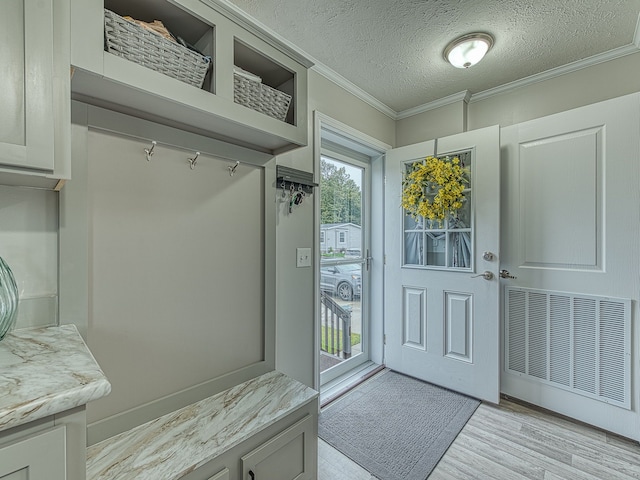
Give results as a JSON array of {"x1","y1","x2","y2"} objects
[{"x1": 296, "y1": 248, "x2": 311, "y2": 267}]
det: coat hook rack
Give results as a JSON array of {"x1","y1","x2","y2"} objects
[
  {"x1": 144, "y1": 141, "x2": 156, "y2": 161},
  {"x1": 228, "y1": 161, "x2": 240, "y2": 177},
  {"x1": 188, "y1": 152, "x2": 200, "y2": 170}
]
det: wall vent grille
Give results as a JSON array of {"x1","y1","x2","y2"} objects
[{"x1": 505, "y1": 287, "x2": 630, "y2": 409}]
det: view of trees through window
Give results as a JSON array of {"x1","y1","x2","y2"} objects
[{"x1": 320, "y1": 157, "x2": 362, "y2": 226}]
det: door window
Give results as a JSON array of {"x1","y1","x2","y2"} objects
[
  {"x1": 319, "y1": 154, "x2": 369, "y2": 384},
  {"x1": 403, "y1": 150, "x2": 473, "y2": 269}
]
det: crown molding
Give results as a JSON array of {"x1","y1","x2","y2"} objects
[
  {"x1": 397, "y1": 13, "x2": 640, "y2": 117},
  {"x1": 311, "y1": 64, "x2": 398, "y2": 119},
  {"x1": 396, "y1": 91, "x2": 471, "y2": 120},
  {"x1": 199, "y1": 0, "x2": 314, "y2": 67},
  {"x1": 202, "y1": 0, "x2": 397, "y2": 118},
  {"x1": 470, "y1": 43, "x2": 640, "y2": 103}
]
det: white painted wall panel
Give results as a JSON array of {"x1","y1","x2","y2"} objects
[{"x1": 520, "y1": 128, "x2": 600, "y2": 268}]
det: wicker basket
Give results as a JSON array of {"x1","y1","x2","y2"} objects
[
  {"x1": 233, "y1": 72, "x2": 292, "y2": 122},
  {"x1": 104, "y1": 9, "x2": 210, "y2": 88}
]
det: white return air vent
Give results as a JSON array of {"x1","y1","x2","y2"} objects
[{"x1": 505, "y1": 287, "x2": 630, "y2": 409}]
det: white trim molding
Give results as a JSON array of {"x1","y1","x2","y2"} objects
[
  {"x1": 469, "y1": 43, "x2": 640, "y2": 103},
  {"x1": 311, "y1": 64, "x2": 397, "y2": 119},
  {"x1": 396, "y1": 91, "x2": 471, "y2": 120}
]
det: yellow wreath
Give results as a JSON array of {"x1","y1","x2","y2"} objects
[{"x1": 402, "y1": 156, "x2": 469, "y2": 225}]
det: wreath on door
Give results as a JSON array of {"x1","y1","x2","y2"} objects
[{"x1": 401, "y1": 156, "x2": 469, "y2": 225}]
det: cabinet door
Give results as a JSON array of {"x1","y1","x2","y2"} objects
[
  {"x1": 0, "y1": 0, "x2": 54, "y2": 171},
  {"x1": 241, "y1": 415, "x2": 313, "y2": 480},
  {"x1": 0, "y1": 426, "x2": 65, "y2": 480}
]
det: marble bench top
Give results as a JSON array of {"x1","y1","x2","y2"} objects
[
  {"x1": 0, "y1": 324, "x2": 112, "y2": 433},
  {"x1": 86, "y1": 370, "x2": 318, "y2": 480}
]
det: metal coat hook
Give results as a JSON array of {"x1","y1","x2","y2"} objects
[
  {"x1": 187, "y1": 152, "x2": 200, "y2": 170},
  {"x1": 228, "y1": 161, "x2": 240, "y2": 177},
  {"x1": 144, "y1": 141, "x2": 156, "y2": 161}
]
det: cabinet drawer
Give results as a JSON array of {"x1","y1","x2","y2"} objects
[{"x1": 241, "y1": 415, "x2": 313, "y2": 480}]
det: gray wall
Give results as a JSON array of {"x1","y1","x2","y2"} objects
[
  {"x1": 61, "y1": 105, "x2": 279, "y2": 443},
  {"x1": 273, "y1": 69, "x2": 395, "y2": 388},
  {"x1": 0, "y1": 186, "x2": 58, "y2": 330},
  {"x1": 396, "y1": 102, "x2": 466, "y2": 147}
]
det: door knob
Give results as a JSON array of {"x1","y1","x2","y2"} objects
[
  {"x1": 500, "y1": 269, "x2": 517, "y2": 279},
  {"x1": 471, "y1": 271, "x2": 494, "y2": 280}
]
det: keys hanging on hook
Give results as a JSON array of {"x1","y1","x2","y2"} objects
[
  {"x1": 288, "y1": 184, "x2": 305, "y2": 213},
  {"x1": 281, "y1": 180, "x2": 287, "y2": 198},
  {"x1": 187, "y1": 152, "x2": 200, "y2": 170},
  {"x1": 289, "y1": 184, "x2": 295, "y2": 213},
  {"x1": 144, "y1": 141, "x2": 156, "y2": 161},
  {"x1": 294, "y1": 185, "x2": 305, "y2": 205}
]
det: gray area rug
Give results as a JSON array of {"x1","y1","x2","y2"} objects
[{"x1": 319, "y1": 370, "x2": 480, "y2": 480}]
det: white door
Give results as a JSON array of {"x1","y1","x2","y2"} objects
[
  {"x1": 500, "y1": 93, "x2": 640, "y2": 441},
  {"x1": 384, "y1": 126, "x2": 500, "y2": 403}
]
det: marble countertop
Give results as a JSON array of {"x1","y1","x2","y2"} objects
[
  {"x1": 87, "y1": 370, "x2": 318, "y2": 480},
  {"x1": 0, "y1": 324, "x2": 111, "y2": 433}
]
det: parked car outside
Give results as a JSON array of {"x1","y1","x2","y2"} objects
[{"x1": 321, "y1": 264, "x2": 362, "y2": 301}]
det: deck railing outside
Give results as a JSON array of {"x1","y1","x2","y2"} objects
[{"x1": 320, "y1": 291, "x2": 352, "y2": 359}]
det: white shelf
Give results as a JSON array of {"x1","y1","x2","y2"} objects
[{"x1": 71, "y1": 0, "x2": 311, "y2": 155}]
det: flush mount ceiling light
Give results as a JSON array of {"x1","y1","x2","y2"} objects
[{"x1": 444, "y1": 32, "x2": 494, "y2": 68}]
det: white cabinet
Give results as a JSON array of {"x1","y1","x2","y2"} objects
[
  {"x1": 70, "y1": 0, "x2": 311, "y2": 155},
  {"x1": 0, "y1": 0, "x2": 70, "y2": 188},
  {"x1": 0, "y1": 426, "x2": 66, "y2": 480}
]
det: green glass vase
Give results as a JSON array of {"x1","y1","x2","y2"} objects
[{"x1": 0, "y1": 257, "x2": 18, "y2": 341}]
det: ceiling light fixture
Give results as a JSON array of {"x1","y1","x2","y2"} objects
[{"x1": 444, "y1": 33, "x2": 494, "y2": 69}]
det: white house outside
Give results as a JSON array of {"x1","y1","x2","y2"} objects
[{"x1": 320, "y1": 223, "x2": 361, "y2": 255}]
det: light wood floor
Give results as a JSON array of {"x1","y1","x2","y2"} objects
[{"x1": 318, "y1": 397, "x2": 640, "y2": 480}]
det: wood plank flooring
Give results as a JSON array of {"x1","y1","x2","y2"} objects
[{"x1": 319, "y1": 397, "x2": 640, "y2": 480}]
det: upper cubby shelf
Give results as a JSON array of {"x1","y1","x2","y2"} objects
[{"x1": 70, "y1": 0, "x2": 312, "y2": 155}]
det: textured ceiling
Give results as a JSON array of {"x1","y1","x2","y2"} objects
[{"x1": 225, "y1": 0, "x2": 640, "y2": 113}]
